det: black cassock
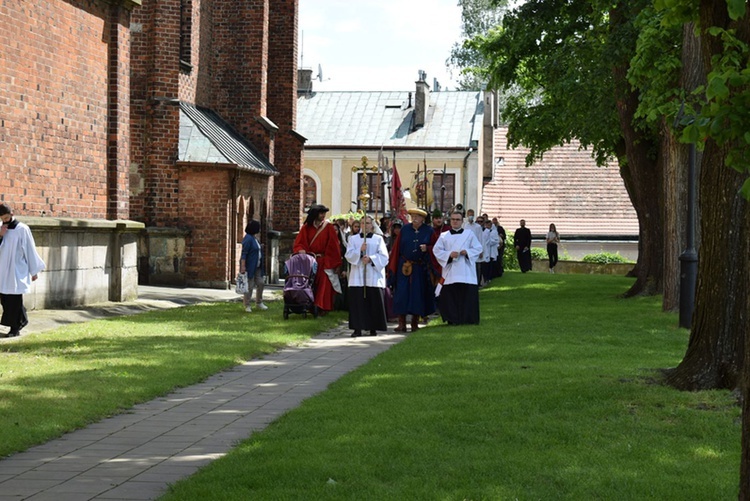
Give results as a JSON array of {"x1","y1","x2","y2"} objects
[
  {"x1": 348, "y1": 287, "x2": 388, "y2": 332},
  {"x1": 438, "y1": 283, "x2": 480, "y2": 325}
]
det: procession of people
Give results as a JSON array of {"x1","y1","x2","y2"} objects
[
  {"x1": 1, "y1": 194, "x2": 547, "y2": 338},
  {"x1": 238, "y1": 195, "x2": 553, "y2": 334}
]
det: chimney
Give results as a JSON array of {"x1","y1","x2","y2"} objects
[
  {"x1": 297, "y1": 68, "x2": 313, "y2": 94},
  {"x1": 414, "y1": 71, "x2": 429, "y2": 129}
]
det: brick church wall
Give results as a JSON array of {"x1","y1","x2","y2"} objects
[
  {"x1": 0, "y1": 0, "x2": 126, "y2": 218},
  {"x1": 0, "y1": 0, "x2": 140, "y2": 307},
  {"x1": 178, "y1": 167, "x2": 231, "y2": 286},
  {"x1": 108, "y1": 6, "x2": 133, "y2": 220},
  {"x1": 130, "y1": 0, "x2": 182, "y2": 227},
  {"x1": 268, "y1": 0, "x2": 303, "y2": 234},
  {"x1": 211, "y1": 0, "x2": 272, "y2": 160},
  {"x1": 129, "y1": 0, "x2": 299, "y2": 286}
]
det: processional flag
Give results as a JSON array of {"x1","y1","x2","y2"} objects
[{"x1": 391, "y1": 156, "x2": 408, "y2": 223}]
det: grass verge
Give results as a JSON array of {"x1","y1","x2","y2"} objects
[
  {"x1": 0, "y1": 301, "x2": 345, "y2": 458},
  {"x1": 161, "y1": 273, "x2": 740, "y2": 500}
]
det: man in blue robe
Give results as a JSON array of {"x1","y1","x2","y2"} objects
[{"x1": 387, "y1": 208, "x2": 435, "y2": 332}]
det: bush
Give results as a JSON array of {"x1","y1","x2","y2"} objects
[
  {"x1": 531, "y1": 247, "x2": 548, "y2": 260},
  {"x1": 581, "y1": 252, "x2": 632, "y2": 264},
  {"x1": 330, "y1": 211, "x2": 364, "y2": 222},
  {"x1": 503, "y1": 235, "x2": 518, "y2": 270}
]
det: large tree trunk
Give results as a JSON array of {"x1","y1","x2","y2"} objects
[
  {"x1": 665, "y1": 139, "x2": 748, "y2": 390},
  {"x1": 742, "y1": 202, "x2": 750, "y2": 498},
  {"x1": 611, "y1": 83, "x2": 663, "y2": 297},
  {"x1": 665, "y1": 2, "x2": 750, "y2": 391},
  {"x1": 609, "y1": 4, "x2": 664, "y2": 298}
]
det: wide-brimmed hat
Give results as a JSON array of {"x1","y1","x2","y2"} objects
[
  {"x1": 308, "y1": 204, "x2": 330, "y2": 214},
  {"x1": 407, "y1": 208, "x2": 428, "y2": 218}
]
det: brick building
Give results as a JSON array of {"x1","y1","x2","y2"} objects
[
  {"x1": 482, "y1": 126, "x2": 639, "y2": 260},
  {"x1": 0, "y1": 0, "x2": 135, "y2": 220},
  {"x1": 0, "y1": 0, "x2": 303, "y2": 309},
  {"x1": 129, "y1": 0, "x2": 303, "y2": 287},
  {"x1": 0, "y1": 0, "x2": 142, "y2": 308}
]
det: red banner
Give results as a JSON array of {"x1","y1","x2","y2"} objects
[{"x1": 391, "y1": 163, "x2": 408, "y2": 223}]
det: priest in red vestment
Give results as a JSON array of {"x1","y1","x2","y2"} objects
[{"x1": 293, "y1": 204, "x2": 342, "y2": 313}]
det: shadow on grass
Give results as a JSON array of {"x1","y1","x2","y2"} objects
[
  {"x1": 0, "y1": 302, "x2": 346, "y2": 457},
  {"x1": 168, "y1": 275, "x2": 739, "y2": 499}
]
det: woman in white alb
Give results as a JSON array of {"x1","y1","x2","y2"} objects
[{"x1": 546, "y1": 223, "x2": 560, "y2": 273}]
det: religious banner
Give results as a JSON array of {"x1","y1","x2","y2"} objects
[{"x1": 390, "y1": 162, "x2": 408, "y2": 223}]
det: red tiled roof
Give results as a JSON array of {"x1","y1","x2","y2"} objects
[{"x1": 482, "y1": 127, "x2": 639, "y2": 237}]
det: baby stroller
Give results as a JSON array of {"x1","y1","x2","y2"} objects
[{"x1": 283, "y1": 253, "x2": 318, "y2": 319}]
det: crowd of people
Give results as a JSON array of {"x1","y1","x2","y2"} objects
[
  {"x1": 242, "y1": 204, "x2": 561, "y2": 337},
  {"x1": 0, "y1": 198, "x2": 558, "y2": 339},
  {"x1": 290, "y1": 205, "x2": 566, "y2": 335}
]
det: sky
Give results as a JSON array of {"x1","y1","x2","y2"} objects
[{"x1": 298, "y1": 0, "x2": 465, "y2": 92}]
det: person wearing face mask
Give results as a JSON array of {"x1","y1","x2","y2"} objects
[
  {"x1": 462, "y1": 210, "x2": 483, "y2": 284},
  {"x1": 345, "y1": 216, "x2": 389, "y2": 337},
  {"x1": 0, "y1": 203, "x2": 46, "y2": 338},
  {"x1": 462, "y1": 209, "x2": 483, "y2": 241},
  {"x1": 480, "y1": 218, "x2": 500, "y2": 285}
]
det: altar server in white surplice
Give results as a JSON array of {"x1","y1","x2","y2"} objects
[
  {"x1": 0, "y1": 203, "x2": 46, "y2": 338},
  {"x1": 345, "y1": 216, "x2": 389, "y2": 337},
  {"x1": 433, "y1": 211, "x2": 483, "y2": 325}
]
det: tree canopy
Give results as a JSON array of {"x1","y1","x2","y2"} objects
[{"x1": 448, "y1": 0, "x2": 508, "y2": 90}]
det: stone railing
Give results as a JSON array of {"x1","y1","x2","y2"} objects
[{"x1": 23, "y1": 218, "x2": 144, "y2": 310}]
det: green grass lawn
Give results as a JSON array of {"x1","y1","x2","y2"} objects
[
  {"x1": 0, "y1": 301, "x2": 345, "y2": 458},
  {"x1": 0, "y1": 272, "x2": 740, "y2": 499},
  {"x1": 161, "y1": 273, "x2": 740, "y2": 500}
]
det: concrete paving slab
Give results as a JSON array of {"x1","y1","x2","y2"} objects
[{"x1": 0, "y1": 285, "x2": 409, "y2": 500}]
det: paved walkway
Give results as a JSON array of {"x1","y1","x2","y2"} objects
[{"x1": 0, "y1": 286, "x2": 406, "y2": 501}]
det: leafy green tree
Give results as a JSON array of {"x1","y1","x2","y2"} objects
[
  {"x1": 471, "y1": 0, "x2": 667, "y2": 299},
  {"x1": 645, "y1": 0, "x2": 750, "y2": 395},
  {"x1": 468, "y1": 0, "x2": 750, "y2": 489},
  {"x1": 470, "y1": 0, "x2": 749, "y2": 392},
  {"x1": 631, "y1": 1, "x2": 749, "y2": 397},
  {"x1": 630, "y1": 3, "x2": 750, "y2": 492},
  {"x1": 448, "y1": 0, "x2": 508, "y2": 90}
]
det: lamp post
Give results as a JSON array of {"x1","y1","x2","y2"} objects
[
  {"x1": 679, "y1": 142, "x2": 698, "y2": 328},
  {"x1": 675, "y1": 103, "x2": 698, "y2": 329}
]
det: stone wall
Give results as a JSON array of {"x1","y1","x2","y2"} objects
[
  {"x1": 24, "y1": 217, "x2": 144, "y2": 310},
  {"x1": 532, "y1": 259, "x2": 634, "y2": 276}
]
